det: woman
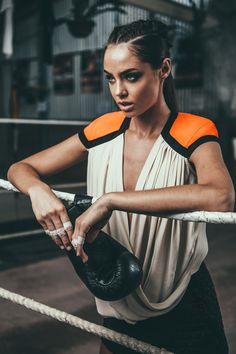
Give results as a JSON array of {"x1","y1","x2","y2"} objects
[{"x1": 8, "y1": 19, "x2": 234, "y2": 354}]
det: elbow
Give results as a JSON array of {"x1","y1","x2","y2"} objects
[
  {"x1": 7, "y1": 163, "x2": 17, "y2": 182},
  {"x1": 212, "y1": 188, "x2": 235, "y2": 212},
  {"x1": 7, "y1": 162, "x2": 22, "y2": 182},
  {"x1": 223, "y1": 190, "x2": 235, "y2": 212}
]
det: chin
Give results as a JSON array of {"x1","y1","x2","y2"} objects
[{"x1": 119, "y1": 108, "x2": 135, "y2": 116}]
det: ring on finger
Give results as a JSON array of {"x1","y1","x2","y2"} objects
[
  {"x1": 56, "y1": 227, "x2": 66, "y2": 238},
  {"x1": 49, "y1": 230, "x2": 58, "y2": 238},
  {"x1": 63, "y1": 221, "x2": 73, "y2": 231},
  {"x1": 72, "y1": 235, "x2": 85, "y2": 248}
]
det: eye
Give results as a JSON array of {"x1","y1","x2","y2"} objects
[
  {"x1": 104, "y1": 72, "x2": 141, "y2": 83},
  {"x1": 125, "y1": 73, "x2": 140, "y2": 82},
  {"x1": 105, "y1": 75, "x2": 114, "y2": 83}
]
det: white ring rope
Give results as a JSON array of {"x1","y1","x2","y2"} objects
[
  {"x1": 0, "y1": 287, "x2": 172, "y2": 354},
  {"x1": 1, "y1": 178, "x2": 236, "y2": 223},
  {"x1": 0, "y1": 179, "x2": 75, "y2": 203}
]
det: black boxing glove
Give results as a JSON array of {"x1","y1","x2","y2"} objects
[{"x1": 65, "y1": 193, "x2": 143, "y2": 301}]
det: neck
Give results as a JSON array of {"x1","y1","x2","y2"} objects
[{"x1": 129, "y1": 100, "x2": 171, "y2": 139}]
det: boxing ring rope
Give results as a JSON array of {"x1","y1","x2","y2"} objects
[
  {"x1": 1, "y1": 178, "x2": 236, "y2": 223},
  {"x1": 1, "y1": 177, "x2": 236, "y2": 354},
  {"x1": 0, "y1": 287, "x2": 170, "y2": 354},
  {"x1": 1, "y1": 179, "x2": 75, "y2": 203}
]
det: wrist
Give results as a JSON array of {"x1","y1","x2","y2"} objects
[
  {"x1": 102, "y1": 192, "x2": 116, "y2": 211},
  {"x1": 28, "y1": 182, "x2": 51, "y2": 198}
]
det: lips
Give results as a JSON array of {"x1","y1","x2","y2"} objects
[
  {"x1": 118, "y1": 102, "x2": 134, "y2": 112},
  {"x1": 118, "y1": 101, "x2": 133, "y2": 106}
]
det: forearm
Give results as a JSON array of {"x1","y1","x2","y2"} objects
[
  {"x1": 107, "y1": 183, "x2": 235, "y2": 216},
  {"x1": 7, "y1": 162, "x2": 51, "y2": 197}
]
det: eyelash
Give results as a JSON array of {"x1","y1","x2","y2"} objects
[{"x1": 105, "y1": 73, "x2": 140, "y2": 83}]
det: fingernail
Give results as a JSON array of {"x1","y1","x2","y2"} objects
[
  {"x1": 60, "y1": 246, "x2": 65, "y2": 250},
  {"x1": 66, "y1": 246, "x2": 72, "y2": 251}
]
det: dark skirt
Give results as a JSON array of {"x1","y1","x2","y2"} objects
[{"x1": 101, "y1": 262, "x2": 229, "y2": 354}]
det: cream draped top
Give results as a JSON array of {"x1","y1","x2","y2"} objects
[{"x1": 78, "y1": 110, "x2": 220, "y2": 324}]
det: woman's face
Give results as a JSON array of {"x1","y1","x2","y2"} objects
[{"x1": 103, "y1": 43, "x2": 163, "y2": 117}]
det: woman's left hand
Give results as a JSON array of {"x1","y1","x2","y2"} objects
[{"x1": 71, "y1": 194, "x2": 113, "y2": 262}]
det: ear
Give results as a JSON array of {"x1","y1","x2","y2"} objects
[{"x1": 160, "y1": 58, "x2": 172, "y2": 80}]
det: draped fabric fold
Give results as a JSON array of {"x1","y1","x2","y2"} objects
[{"x1": 87, "y1": 132, "x2": 207, "y2": 324}]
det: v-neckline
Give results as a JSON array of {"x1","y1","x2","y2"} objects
[{"x1": 120, "y1": 110, "x2": 177, "y2": 235}]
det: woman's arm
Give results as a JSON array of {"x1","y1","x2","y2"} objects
[
  {"x1": 7, "y1": 134, "x2": 88, "y2": 196},
  {"x1": 69, "y1": 141, "x2": 235, "y2": 259},
  {"x1": 107, "y1": 142, "x2": 235, "y2": 215},
  {"x1": 107, "y1": 141, "x2": 235, "y2": 214},
  {"x1": 71, "y1": 140, "x2": 235, "y2": 261},
  {"x1": 7, "y1": 134, "x2": 89, "y2": 258}
]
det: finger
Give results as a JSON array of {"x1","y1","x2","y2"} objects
[
  {"x1": 72, "y1": 216, "x2": 91, "y2": 241},
  {"x1": 44, "y1": 218, "x2": 64, "y2": 250},
  {"x1": 39, "y1": 221, "x2": 51, "y2": 236},
  {"x1": 71, "y1": 232, "x2": 88, "y2": 262},
  {"x1": 53, "y1": 216, "x2": 72, "y2": 251},
  {"x1": 39, "y1": 219, "x2": 47, "y2": 229},
  {"x1": 76, "y1": 244, "x2": 88, "y2": 263},
  {"x1": 60, "y1": 210, "x2": 73, "y2": 240},
  {"x1": 71, "y1": 216, "x2": 91, "y2": 261}
]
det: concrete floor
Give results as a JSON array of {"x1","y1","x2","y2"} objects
[
  {"x1": 0, "y1": 223, "x2": 235, "y2": 354},
  {"x1": 0, "y1": 234, "x2": 102, "y2": 354}
]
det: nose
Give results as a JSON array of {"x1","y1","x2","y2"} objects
[{"x1": 115, "y1": 81, "x2": 128, "y2": 98}]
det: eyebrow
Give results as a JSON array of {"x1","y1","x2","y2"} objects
[{"x1": 103, "y1": 68, "x2": 139, "y2": 75}]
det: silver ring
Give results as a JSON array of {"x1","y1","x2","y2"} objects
[
  {"x1": 56, "y1": 227, "x2": 66, "y2": 238},
  {"x1": 49, "y1": 230, "x2": 58, "y2": 238},
  {"x1": 63, "y1": 221, "x2": 73, "y2": 231},
  {"x1": 71, "y1": 235, "x2": 85, "y2": 248},
  {"x1": 44, "y1": 229, "x2": 51, "y2": 236}
]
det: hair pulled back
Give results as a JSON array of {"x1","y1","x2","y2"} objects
[{"x1": 104, "y1": 19, "x2": 178, "y2": 112}]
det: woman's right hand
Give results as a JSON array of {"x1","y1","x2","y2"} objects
[
  {"x1": 7, "y1": 134, "x2": 89, "y2": 254},
  {"x1": 28, "y1": 184, "x2": 73, "y2": 251}
]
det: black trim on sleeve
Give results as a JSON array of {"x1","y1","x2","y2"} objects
[
  {"x1": 161, "y1": 111, "x2": 179, "y2": 135},
  {"x1": 161, "y1": 129, "x2": 189, "y2": 157},
  {"x1": 162, "y1": 131, "x2": 220, "y2": 158},
  {"x1": 78, "y1": 125, "x2": 90, "y2": 149},
  {"x1": 188, "y1": 135, "x2": 220, "y2": 156},
  {"x1": 78, "y1": 116, "x2": 131, "y2": 149},
  {"x1": 161, "y1": 112, "x2": 221, "y2": 158}
]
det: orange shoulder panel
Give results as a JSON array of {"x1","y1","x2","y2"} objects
[
  {"x1": 170, "y1": 112, "x2": 219, "y2": 148},
  {"x1": 84, "y1": 111, "x2": 126, "y2": 141}
]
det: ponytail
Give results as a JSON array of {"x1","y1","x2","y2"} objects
[{"x1": 163, "y1": 73, "x2": 178, "y2": 112}]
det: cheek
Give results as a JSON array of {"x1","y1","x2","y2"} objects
[
  {"x1": 134, "y1": 81, "x2": 158, "y2": 104},
  {"x1": 108, "y1": 78, "x2": 159, "y2": 105}
]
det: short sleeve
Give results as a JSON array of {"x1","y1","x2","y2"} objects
[
  {"x1": 78, "y1": 111, "x2": 127, "y2": 149},
  {"x1": 78, "y1": 122, "x2": 92, "y2": 149},
  {"x1": 167, "y1": 113, "x2": 221, "y2": 158},
  {"x1": 187, "y1": 120, "x2": 220, "y2": 156}
]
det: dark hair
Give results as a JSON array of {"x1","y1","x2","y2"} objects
[{"x1": 103, "y1": 19, "x2": 178, "y2": 112}]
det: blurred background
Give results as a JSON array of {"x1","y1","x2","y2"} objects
[{"x1": 0, "y1": 0, "x2": 235, "y2": 353}]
